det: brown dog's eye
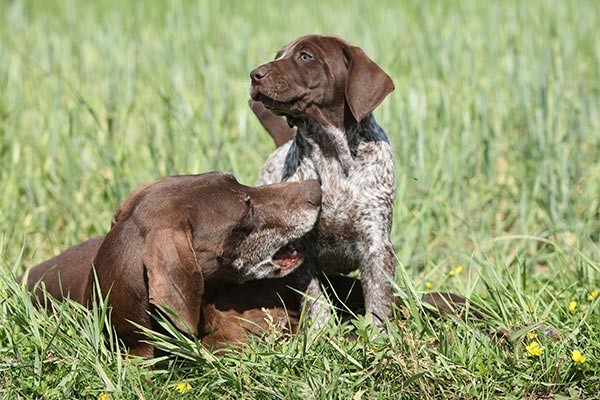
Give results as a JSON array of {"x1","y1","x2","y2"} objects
[{"x1": 299, "y1": 51, "x2": 313, "y2": 61}]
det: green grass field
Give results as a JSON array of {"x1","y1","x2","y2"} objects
[{"x1": 1, "y1": 0, "x2": 598, "y2": 398}]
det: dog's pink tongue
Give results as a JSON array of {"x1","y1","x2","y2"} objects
[{"x1": 273, "y1": 242, "x2": 303, "y2": 270}]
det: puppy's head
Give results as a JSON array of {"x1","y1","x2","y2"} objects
[
  {"x1": 96, "y1": 172, "x2": 321, "y2": 337},
  {"x1": 249, "y1": 34, "x2": 394, "y2": 127}
]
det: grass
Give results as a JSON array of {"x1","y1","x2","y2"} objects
[{"x1": 0, "y1": 0, "x2": 598, "y2": 398}]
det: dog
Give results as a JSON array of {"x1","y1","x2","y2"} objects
[
  {"x1": 21, "y1": 231, "x2": 489, "y2": 350},
  {"x1": 250, "y1": 34, "x2": 396, "y2": 325},
  {"x1": 22, "y1": 172, "x2": 321, "y2": 356}
]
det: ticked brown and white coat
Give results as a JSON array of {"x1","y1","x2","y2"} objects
[{"x1": 250, "y1": 34, "x2": 396, "y2": 324}]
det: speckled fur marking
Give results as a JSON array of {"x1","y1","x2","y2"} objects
[
  {"x1": 258, "y1": 115, "x2": 396, "y2": 325},
  {"x1": 252, "y1": 35, "x2": 397, "y2": 325}
]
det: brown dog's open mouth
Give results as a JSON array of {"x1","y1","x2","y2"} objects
[{"x1": 272, "y1": 240, "x2": 305, "y2": 271}]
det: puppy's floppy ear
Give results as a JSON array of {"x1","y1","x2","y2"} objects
[
  {"x1": 142, "y1": 228, "x2": 203, "y2": 335},
  {"x1": 344, "y1": 46, "x2": 395, "y2": 123}
]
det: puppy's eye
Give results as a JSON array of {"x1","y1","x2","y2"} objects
[{"x1": 299, "y1": 51, "x2": 313, "y2": 61}]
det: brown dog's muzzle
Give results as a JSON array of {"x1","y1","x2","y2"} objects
[
  {"x1": 258, "y1": 178, "x2": 322, "y2": 208},
  {"x1": 249, "y1": 64, "x2": 268, "y2": 101},
  {"x1": 300, "y1": 179, "x2": 322, "y2": 207},
  {"x1": 249, "y1": 60, "x2": 302, "y2": 109},
  {"x1": 250, "y1": 65, "x2": 270, "y2": 85}
]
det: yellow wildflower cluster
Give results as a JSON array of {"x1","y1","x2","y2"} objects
[
  {"x1": 566, "y1": 288, "x2": 598, "y2": 314},
  {"x1": 175, "y1": 382, "x2": 192, "y2": 394},
  {"x1": 448, "y1": 265, "x2": 463, "y2": 277},
  {"x1": 524, "y1": 332, "x2": 588, "y2": 365},
  {"x1": 525, "y1": 341, "x2": 543, "y2": 357}
]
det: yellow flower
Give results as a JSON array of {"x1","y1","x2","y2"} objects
[
  {"x1": 98, "y1": 394, "x2": 111, "y2": 400},
  {"x1": 572, "y1": 349, "x2": 586, "y2": 364},
  {"x1": 525, "y1": 341, "x2": 543, "y2": 357},
  {"x1": 174, "y1": 382, "x2": 192, "y2": 394},
  {"x1": 568, "y1": 301, "x2": 577, "y2": 312},
  {"x1": 587, "y1": 289, "x2": 599, "y2": 302},
  {"x1": 425, "y1": 281, "x2": 433, "y2": 290},
  {"x1": 527, "y1": 332, "x2": 537, "y2": 339},
  {"x1": 448, "y1": 265, "x2": 463, "y2": 277}
]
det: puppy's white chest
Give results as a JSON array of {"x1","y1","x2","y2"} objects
[
  {"x1": 316, "y1": 171, "x2": 358, "y2": 240},
  {"x1": 320, "y1": 177, "x2": 353, "y2": 221}
]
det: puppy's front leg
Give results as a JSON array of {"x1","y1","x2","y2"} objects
[
  {"x1": 305, "y1": 274, "x2": 334, "y2": 327},
  {"x1": 360, "y1": 238, "x2": 396, "y2": 326}
]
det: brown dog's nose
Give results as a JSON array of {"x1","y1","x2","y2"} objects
[
  {"x1": 250, "y1": 66, "x2": 269, "y2": 83},
  {"x1": 304, "y1": 180, "x2": 322, "y2": 207}
]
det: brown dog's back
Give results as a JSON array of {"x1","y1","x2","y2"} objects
[{"x1": 23, "y1": 236, "x2": 102, "y2": 306}]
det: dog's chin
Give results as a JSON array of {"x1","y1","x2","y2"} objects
[
  {"x1": 251, "y1": 91, "x2": 298, "y2": 115},
  {"x1": 235, "y1": 240, "x2": 306, "y2": 281}
]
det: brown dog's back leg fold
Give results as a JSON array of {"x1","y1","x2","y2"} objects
[{"x1": 249, "y1": 99, "x2": 296, "y2": 147}]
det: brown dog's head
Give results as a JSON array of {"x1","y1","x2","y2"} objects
[
  {"x1": 249, "y1": 34, "x2": 394, "y2": 128},
  {"x1": 92, "y1": 172, "x2": 321, "y2": 353}
]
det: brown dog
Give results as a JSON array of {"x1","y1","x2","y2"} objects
[
  {"x1": 23, "y1": 172, "x2": 321, "y2": 356},
  {"x1": 23, "y1": 236, "x2": 486, "y2": 351},
  {"x1": 23, "y1": 235, "x2": 355, "y2": 349}
]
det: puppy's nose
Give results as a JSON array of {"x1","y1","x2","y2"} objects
[
  {"x1": 304, "y1": 180, "x2": 322, "y2": 207},
  {"x1": 250, "y1": 66, "x2": 269, "y2": 83}
]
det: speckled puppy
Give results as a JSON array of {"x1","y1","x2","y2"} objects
[{"x1": 250, "y1": 34, "x2": 396, "y2": 325}]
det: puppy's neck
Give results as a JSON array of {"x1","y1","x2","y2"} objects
[{"x1": 293, "y1": 113, "x2": 374, "y2": 175}]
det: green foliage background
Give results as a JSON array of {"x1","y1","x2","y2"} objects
[{"x1": 0, "y1": 0, "x2": 598, "y2": 398}]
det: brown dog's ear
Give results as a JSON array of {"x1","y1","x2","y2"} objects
[
  {"x1": 344, "y1": 46, "x2": 395, "y2": 123},
  {"x1": 142, "y1": 228, "x2": 204, "y2": 335}
]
